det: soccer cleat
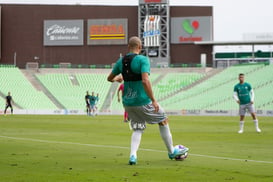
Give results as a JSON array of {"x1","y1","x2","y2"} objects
[
  {"x1": 128, "y1": 155, "x2": 137, "y2": 165},
  {"x1": 238, "y1": 129, "x2": 243, "y2": 134},
  {"x1": 256, "y1": 128, "x2": 261, "y2": 133},
  {"x1": 124, "y1": 117, "x2": 131, "y2": 123},
  {"x1": 168, "y1": 147, "x2": 189, "y2": 160}
]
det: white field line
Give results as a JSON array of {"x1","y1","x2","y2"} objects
[{"x1": 1, "y1": 135, "x2": 273, "y2": 164}]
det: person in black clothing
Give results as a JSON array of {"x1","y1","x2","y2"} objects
[
  {"x1": 85, "y1": 91, "x2": 91, "y2": 116},
  {"x1": 4, "y1": 92, "x2": 13, "y2": 115}
]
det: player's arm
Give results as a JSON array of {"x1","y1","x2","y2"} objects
[
  {"x1": 108, "y1": 58, "x2": 123, "y2": 83},
  {"x1": 142, "y1": 72, "x2": 159, "y2": 112},
  {"x1": 117, "y1": 89, "x2": 121, "y2": 102},
  {"x1": 107, "y1": 73, "x2": 123, "y2": 83},
  {"x1": 233, "y1": 86, "x2": 240, "y2": 104},
  {"x1": 233, "y1": 91, "x2": 240, "y2": 104},
  {"x1": 250, "y1": 89, "x2": 255, "y2": 104}
]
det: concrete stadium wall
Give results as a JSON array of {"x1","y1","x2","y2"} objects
[{"x1": 0, "y1": 4, "x2": 213, "y2": 68}]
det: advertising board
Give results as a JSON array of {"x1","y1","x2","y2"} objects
[{"x1": 44, "y1": 20, "x2": 84, "y2": 46}]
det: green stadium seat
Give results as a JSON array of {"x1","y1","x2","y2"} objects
[
  {"x1": 36, "y1": 73, "x2": 111, "y2": 110},
  {"x1": 1, "y1": 64, "x2": 272, "y2": 112},
  {"x1": 161, "y1": 64, "x2": 273, "y2": 111},
  {"x1": 0, "y1": 67, "x2": 57, "y2": 109}
]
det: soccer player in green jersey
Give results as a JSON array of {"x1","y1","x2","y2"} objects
[
  {"x1": 233, "y1": 73, "x2": 261, "y2": 133},
  {"x1": 107, "y1": 36, "x2": 188, "y2": 165},
  {"x1": 89, "y1": 92, "x2": 97, "y2": 116},
  {"x1": 94, "y1": 93, "x2": 99, "y2": 116}
]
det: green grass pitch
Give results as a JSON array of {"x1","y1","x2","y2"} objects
[{"x1": 0, "y1": 115, "x2": 273, "y2": 182}]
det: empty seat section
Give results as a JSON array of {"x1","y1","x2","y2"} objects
[
  {"x1": 0, "y1": 67, "x2": 57, "y2": 109},
  {"x1": 153, "y1": 73, "x2": 204, "y2": 100},
  {"x1": 37, "y1": 73, "x2": 111, "y2": 110},
  {"x1": 161, "y1": 64, "x2": 272, "y2": 110}
]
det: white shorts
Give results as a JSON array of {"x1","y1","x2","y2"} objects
[
  {"x1": 124, "y1": 103, "x2": 167, "y2": 131},
  {"x1": 239, "y1": 103, "x2": 255, "y2": 116}
]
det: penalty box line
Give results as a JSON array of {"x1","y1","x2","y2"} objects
[{"x1": 1, "y1": 135, "x2": 273, "y2": 164}]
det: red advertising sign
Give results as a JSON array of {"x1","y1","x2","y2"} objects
[
  {"x1": 171, "y1": 16, "x2": 212, "y2": 44},
  {"x1": 87, "y1": 19, "x2": 128, "y2": 45},
  {"x1": 89, "y1": 24, "x2": 125, "y2": 40},
  {"x1": 139, "y1": 0, "x2": 167, "y2": 4},
  {"x1": 145, "y1": 0, "x2": 161, "y2": 3}
]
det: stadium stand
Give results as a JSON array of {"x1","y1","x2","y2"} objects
[
  {"x1": 0, "y1": 97, "x2": 5, "y2": 110},
  {"x1": 0, "y1": 67, "x2": 57, "y2": 109},
  {"x1": 152, "y1": 72, "x2": 204, "y2": 100},
  {"x1": 160, "y1": 64, "x2": 273, "y2": 110},
  {"x1": 36, "y1": 72, "x2": 112, "y2": 110},
  {"x1": 203, "y1": 64, "x2": 273, "y2": 110},
  {"x1": 1, "y1": 64, "x2": 272, "y2": 113}
]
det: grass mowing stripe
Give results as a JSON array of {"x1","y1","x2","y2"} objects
[
  {"x1": 1, "y1": 135, "x2": 273, "y2": 165},
  {"x1": 191, "y1": 153, "x2": 273, "y2": 164},
  {"x1": 0, "y1": 135, "x2": 129, "y2": 150}
]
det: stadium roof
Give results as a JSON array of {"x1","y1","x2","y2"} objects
[{"x1": 194, "y1": 40, "x2": 273, "y2": 46}]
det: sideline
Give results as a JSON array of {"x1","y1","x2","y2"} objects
[{"x1": 1, "y1": 135, "x2": 273, "y2": 164}]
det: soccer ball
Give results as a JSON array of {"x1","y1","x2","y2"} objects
[{"x1": 174, "y1": 145, "x2": 188, "y2": 161}]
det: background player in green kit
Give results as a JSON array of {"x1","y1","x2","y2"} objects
[
  {"x1": 107, "y1": 36, "x2": 188, "y2": 165},
  {"x1": 94, "y1": 93, "x2": 99, "y2": 116},
  {"x1": 233, "y1": 73, "x2": 261, "y2": 133},
  {"x1": 89, "y1": 92, "x2": 97, "y2": 116}
]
